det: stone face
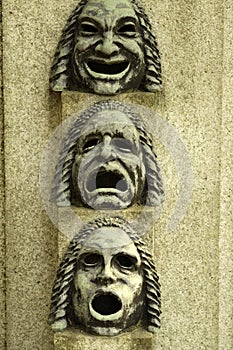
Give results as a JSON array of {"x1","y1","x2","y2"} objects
[
  {"x1": 51, "y1": 100, "x2": 164, "y2": 210},
  {"x1": 54, "y1": 328, "x2": 155, "y2": 350},
  {"x1": 49, "y1": 217, "x2": 161, "y2": 335},
  {"x1": 50, "y1": 0, "x2": 162, "y2": 94}
]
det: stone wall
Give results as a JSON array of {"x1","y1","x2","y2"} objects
[
  {"x1": 0, "y1": 1, "x2": 6, "y2": 349},
  {"x1": 1, "y1": 1, "x2": 232, "y2": 350}
]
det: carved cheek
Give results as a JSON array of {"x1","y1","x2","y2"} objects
[
  {"x1": 74, "y1": 37, "x2": 99, "y2": 55},
  {"x1": 118, "y1": 37, "x2": 144, "y2": 57}
]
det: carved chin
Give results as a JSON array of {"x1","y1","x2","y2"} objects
[
  {"x1": 88, "y1": 292, "x2": 126, "y2": 336},
  {"x1": 81, "y1": 167, "x2": 135, "y2": 209}
]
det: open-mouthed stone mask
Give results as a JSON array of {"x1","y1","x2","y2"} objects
[
  {"x1": 72, "y1": 110, "x2": 146, "y2": 209},
  {"x1": 48, "y1": 217, "x2": 161, "y2": 335},
  {"x1": 72, "y1": 227, "x2": 144, "y2": 335},
  {"x1": 50, "y1": 0, "x2": 162, "y2": 93},
  {"x1": 71, "y1": 0, "x2": 145, "y2": 94}
]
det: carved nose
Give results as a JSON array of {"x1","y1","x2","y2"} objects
[
  {"x1": 96, "y1": 265, "x2": 116, "y2": 286},
  {"x1": 95, "y1": 35, "x2": 119, "y2": 56},
  {"x1": 99, "y1": 135, "x2": 113, "y2": 159}
]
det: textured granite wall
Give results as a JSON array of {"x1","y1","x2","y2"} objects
[
  {"x1": 1, "y1": 0, "x2": 232, "y2": 350},
  {"x1": 0, "y1": 2, "x2": 6, "y2": 350},
  {"x1": 219, "y1": 1, "x2": 233, "y2": 349},
  {"x1": 2, "y1": 1, "x2": 64, "y2": 349}
]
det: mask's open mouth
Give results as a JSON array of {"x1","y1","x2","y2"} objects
[
  {"x1": 90, "y1": 293, "x2": 122, "y2": 320},
  {"x1": 85, "y1": 60, "x2": 130, "y2": 79},
  {"x1": 87, "y1": 170, "x2": 128, "y2": 193}
]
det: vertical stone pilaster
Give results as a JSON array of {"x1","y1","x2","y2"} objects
[
  {"x1": 2, "y1": 1, "x2": 65, "y2": 349},
  {"x1": 0, "y1": 1, "x2": 6, "y2": 349},
  {"x1": 219, "y1": 1, "x2": 233, "y2": 349}
]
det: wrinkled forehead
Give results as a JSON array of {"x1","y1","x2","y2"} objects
[
  {"x1": 80, "y1": 110, "x2": 140, "y2": 139},
  {"x1": 79, "y1": 227, "x2": 140, "y2": 259},
  {"x1": 80, "y1": 0, "x2": 138, "y2": 21}
]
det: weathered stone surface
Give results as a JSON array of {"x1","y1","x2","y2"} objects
[
  {"x1": 2, "y1": 1, "x2": 63, "y2": 349},
  {"x1": 54, "y1": 328, "x2": 155, "y2": 350},
  {"x1": 219, "y1": 1, "x2": 233, "y2": 349},
  {"x1": 0, "y1": 4, "x2": 6, "y2": 350}
]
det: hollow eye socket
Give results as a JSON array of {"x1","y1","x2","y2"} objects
[
  {"x1": 112, "y1": 138, "x2": 134, "y2": 153},
  {"x1": 117, "y1": 23, "x2": 137, "y2": 37},
  {"x1": 83, "y1": 253, "x2": 101, "y2": 267},
  {"x1": 82, "y1": 137, "x2": 100, "y2": 153},
  {"x1": 79, "y1": 22, "x2": 98, "y2": 36},
  {"x1": 115, "y1": 254, "x2": 135, "y2": 271}
]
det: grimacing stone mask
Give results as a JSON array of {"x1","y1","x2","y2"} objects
[
  {"x1": 50, "y1": 0, "x2": 162, "y2": 94},
  {"x1": 51, "y1": 101, "x2": 164, "y2": 209},
  {"x1": 49, "y1": 217, "x2": 161, "y2": 335}
]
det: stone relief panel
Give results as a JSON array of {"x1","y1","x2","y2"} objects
[
  {"x1": 51, "y1": 100, "x2": 164, "y2": 210},
  {"x1": 49, "y1": 217, "x2": 161, "y2": 335},
  {"x1": 50, "y1": 0, "x2": 162, "y2": 95}
]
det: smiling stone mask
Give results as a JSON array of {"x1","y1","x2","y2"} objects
[
  {"x1": 51, "y1": 101, "x2": 164, "y2": 209},
  {"x1": 48, "y1": 217, "x2": 161, "y2": 335},
  {"x1": 50, "y1": 0, "x2": 162, "y2": 94}
]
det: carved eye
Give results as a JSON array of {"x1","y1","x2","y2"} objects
[
  {"x1": 79, "y1": 22, "x2": 98, "y2": 36},
  {"x1": 117, "y1": 23, "x2": 137, "y2": 37},
  {"x1": 83, "y1": 253, "x2": 101, "y2": 267},
  {"x1": 112, "y1": 138, "x2": 133, "y2": 153},
  {"x1": 115, "y1": 254, "x2": 135, "y2": 271},
  {"x1": 83, "y1": 137, "x2": 100, "y2": 153}
]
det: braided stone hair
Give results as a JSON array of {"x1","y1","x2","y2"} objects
[
  {"x1": 48, "y1": 216, "x2": 161, "y2": 333},
  {"x1": 50, "y1": 100, "x2": 164, "y2": 207},
  {"x1": 50, "y1": 0, "x2": 162, "y2": 92}
]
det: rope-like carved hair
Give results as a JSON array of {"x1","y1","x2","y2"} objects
[
  {"x1": 50, "y1": 0, "x2": 162, "y2": 92},
  {"x1": 50, "y1": 100, "x2": 164, "y2": 207},
  {"x1": 48, "y1": 217, "x2": 161, "y2": 332}
]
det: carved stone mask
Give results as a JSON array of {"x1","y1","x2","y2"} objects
[
  {"x1": 72, "y1": 227, "x2": 144, "y2": 335},
  {"x1": 50, "y1": 0, "x2": 162, "y2": 93},
  {"x1": 48, "y1": 217, "x2": 161, "y2": 334},
  {"x1": 72, "y1": 0, "x2": 145, "y2": 94},
  {"x1": 51, "y1": 101, "x2": 165, "y2": 208},
  {"x1": 72, "y1": 110, "x2": 146, "y2": 209}
]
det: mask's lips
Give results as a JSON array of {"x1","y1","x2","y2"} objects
[
  {"x1": 90, "y1": 292, "x2": 123, "y2": 321},
  {"x1": 85, "y1": 58, "x2": 130, "y2": 79},
  {"x1": 86, "y1": 168, "x2": 129, "y2": 194}
]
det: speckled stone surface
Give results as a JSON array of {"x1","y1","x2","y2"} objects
[
  {"x1": 2, "y1": 1, "x2": 64, "y2": 349},
  {"x1": 54, "y1": 328, "x2": 155, "y2": 350},
  {"x1": 0, "y1": 5, "x2": 6, "y2": 350},
  {"x1": 219, "y1": 1, "x2": 233, "y2": 349}
]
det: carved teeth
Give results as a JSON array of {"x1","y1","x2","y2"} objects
[{"x1": 85, "y1": 60, "x2": 130, "y2": 79}]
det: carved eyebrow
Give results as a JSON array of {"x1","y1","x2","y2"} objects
[
  {"x1": 79, "y1": 17, "x2": 103, "y2": 29},
  {"x1": 116, "y1": 16, "x2": 139, "y2": 26}
]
